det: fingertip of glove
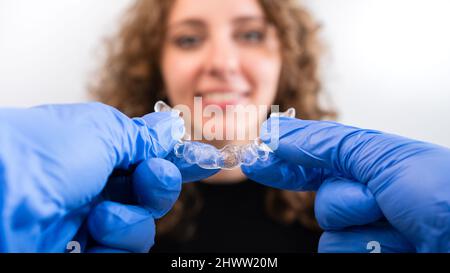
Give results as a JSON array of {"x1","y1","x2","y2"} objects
[
  {"x1": 87, "y1": 201, "x2": 155, "y2": 253},
  {"x1": 134, "y1": 158, "x2": 182, "y2": 191},
  {"x1": 133, "y1": 158, "x2": 182, "y2": 218},
  {"x1": 315, "y1": 178, "x2": 383, "y2": 230}
]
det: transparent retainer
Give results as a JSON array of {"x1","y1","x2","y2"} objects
[{"x1": 154, "y1": 101, "x2": 295, "y2": 170}]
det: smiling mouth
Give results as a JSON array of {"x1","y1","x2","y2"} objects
[
  {"x1": 197, "y1": 91, "x2": 250, "y2": 107},
  {"x1": 203, "y1": 92, "x2": 241, "y2": 101}
]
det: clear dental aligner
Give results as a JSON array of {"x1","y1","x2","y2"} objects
[{"x1": 154, "y1": 101, "x2": 295, "y2": 170}]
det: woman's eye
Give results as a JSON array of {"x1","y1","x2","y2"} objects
[
  {"x1": 174, "y1": 35, "x2": 202, "y2": 49},
  {"x1": 237, "y1": 31, "x2": 265, "y2": 43}
]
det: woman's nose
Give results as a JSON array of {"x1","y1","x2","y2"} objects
[{"x1": 203, "y1": 37, "x2": 240, "y2": 79}]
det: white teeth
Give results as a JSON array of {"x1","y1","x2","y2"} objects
[{"x1": 203, "y1": 92, "x2": 239, "y2": 102}]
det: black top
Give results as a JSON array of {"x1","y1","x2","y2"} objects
[{"x1": 151, "y1": 179, "x2": 321, "y2": 253}]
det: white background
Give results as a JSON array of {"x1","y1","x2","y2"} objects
[{"x1": 0, "y1": 0, "x2": 449, "y2": 147}]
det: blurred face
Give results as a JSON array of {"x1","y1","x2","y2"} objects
[{"x1": 162, "y1": 0, "x2": 281, "y2": 147}]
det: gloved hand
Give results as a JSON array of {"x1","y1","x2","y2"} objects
[
  {"x1": 242, "y1": 116, "x2": 450, "y2": 252},
  {"x1": 0, "y1": 103, "x2": 217, "y2": 253}
]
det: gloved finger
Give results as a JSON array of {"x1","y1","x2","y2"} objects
[
  {"x1": 132, "y1": 158, "x2": 182, "y2": 219},
  {"x1": 139, "y1": 111, "x2": 185, "y2": 158},
  {"x1": 241, "y1": 153, "x2": 323, "y2": 191},
  {"x1": 101, "y1": 157, "x2": 184, "y2": 216},
  {"x1": 166, "y1": 151, "x2": 220, "y2": 183},
  {"x1": 87, "y1": 201, "x2": 155, "y2": 253},
  {"x1": 315, "y1": 177, "x2": 383, "y2": 230},
  {"x1": 318, "y1": 222, "x2": 416, "y2": 253},
  {"x1": 111, "y1": 109, "x2": 185, "y2": 169},
  {"x1": 259, "y1": 117, "x2": 428, "y2": 184}
]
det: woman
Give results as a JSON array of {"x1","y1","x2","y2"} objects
[{"x1": 91, "y1": 0, "x2": 333, "y2": 252}]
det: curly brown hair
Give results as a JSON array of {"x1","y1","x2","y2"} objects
[{"x1": 90, "y1": 0, "x2": 334, "y2": 239}]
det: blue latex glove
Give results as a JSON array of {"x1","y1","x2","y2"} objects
[
  {"x1": 242, "y1": 117, "x2": 450, "y2": 252},
  {"x1": 0, "y1": 103, "x2": 216, "y2": 253}
]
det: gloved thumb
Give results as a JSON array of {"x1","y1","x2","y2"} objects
[
  {"x1": 100, "y1": 106, "x2": 185, "y2": 170},
  {"x1": 259, "y1": 117, "x2": 435, "y2": 184}
]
